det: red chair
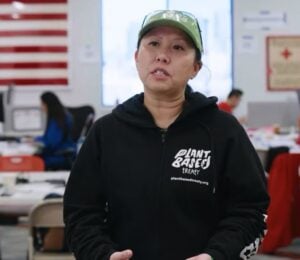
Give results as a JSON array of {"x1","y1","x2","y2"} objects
[
  {"x1": 0, "y1": 155, "x2": 45, "y2": 172},
  {"x1": 260, "y1": 153, "x2": 300, "y2": 253}
]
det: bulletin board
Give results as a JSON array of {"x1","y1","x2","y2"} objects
[{"x1": 266, "y1": 36, "x2": 300, "y2": 90}]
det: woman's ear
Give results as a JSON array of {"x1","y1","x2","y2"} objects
[
  {"x1": 191, "y1": 61, "x2": 202, "y2": 79},
  {"x1": 196, "y1": 61, "x2": 202, "y2": 72},
  {"x1": 134, "y1": 50, "x2": 139, "y2": 62},
  {"x1": 198, "y1": 61, "x2": 203, "y2": 70}
]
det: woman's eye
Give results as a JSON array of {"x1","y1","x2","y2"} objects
[
  {"x1": 149, "y1": 41, "x2": 159, "y2": 46},
  {"x1": 173, "y1": 45, "x2": 184, "y2": 51}
]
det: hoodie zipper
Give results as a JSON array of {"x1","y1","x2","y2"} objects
[
  {"x1": 155, "y1": 127, "x2": 168, "y2": 258},
  {"x1": 160, "y1": 128, "x2": 168, "y2": 143}
]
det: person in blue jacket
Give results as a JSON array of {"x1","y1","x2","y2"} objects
[
  {"x1": 64, "y1": 10, "x2": 269, "y2": 260},
  {"x1": 35, "y1": 91, "x2": 76, "y2": 170}
]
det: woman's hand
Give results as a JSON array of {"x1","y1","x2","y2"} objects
[
  {"x1": 110, "y1": 249, "x2": 133, "y2": 260},
  {"x1": 186, "y1": 253, "x2": 213, "y2": 260}
]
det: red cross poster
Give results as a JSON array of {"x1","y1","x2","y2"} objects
[{"x1": 266, "y1": 36, "x2": 300, "y2": 90}]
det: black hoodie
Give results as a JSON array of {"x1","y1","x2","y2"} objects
[{"x1": 64, "y1": 90, "x2": 269, "y2": 260}]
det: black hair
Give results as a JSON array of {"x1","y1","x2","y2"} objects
[
  {"x1": 40, "y1": 91, "x2": 70, "y2": 139},
  {"x1": 195, "y1": 50, "x2": 201, "y2": 63},
  {"x1": 228, "y1": 89, "x2": 243, "y2": 99}
]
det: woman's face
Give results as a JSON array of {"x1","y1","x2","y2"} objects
[
  {"x1": 41, "y1": 101, "x2": 47, "y2": 113},
  {"x1": 135, "y1": 26, "x2": 201, "y2": 97}
]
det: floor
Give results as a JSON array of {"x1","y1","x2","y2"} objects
[
  {"x1": 0, "y1": 225, "x2": 300, "y2": 260},
  {"x1": 0, "y1": 225, "x2": 28, "y2": 260}
]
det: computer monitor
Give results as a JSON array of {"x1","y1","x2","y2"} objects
[
  {"x1": 247, "y1": 101, "x2": 300, "y2": 128},
  {"x1": 3, "y1": 105, "x2": 45, "y2": 135}
]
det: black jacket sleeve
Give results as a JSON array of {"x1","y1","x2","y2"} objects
[
  {"x1": 63, "y1": 123, "x2": 116, "y2": 259},
  {"x1": 204, "y1": 125, "x2": 269, "y2": 260}
]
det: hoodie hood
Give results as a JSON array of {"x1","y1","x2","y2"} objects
[{"x1": 113, "y1": 87, "x2": 218, "y2": 128}]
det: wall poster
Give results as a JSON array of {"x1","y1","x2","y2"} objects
[{"x1": 266, "y1": 36, "x2": 300, "y2": 91}]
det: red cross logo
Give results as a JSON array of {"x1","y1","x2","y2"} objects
[{"x1": 281, "y1": 48, "x2": 292, "y2": 59}]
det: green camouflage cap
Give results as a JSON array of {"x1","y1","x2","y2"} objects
[{"x1": 138, "y1": 10, "x2": 203, "y2": 54}]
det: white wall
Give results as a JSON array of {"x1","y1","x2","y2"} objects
[
  {"x1": 7, "y1": 0, "x2": 300, "y2": 119},
  {"x1": 233, "y1": 0, "x2": 300, "y2": 117}
]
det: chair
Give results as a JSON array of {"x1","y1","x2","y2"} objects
[
  {"x1": 67, "y1": 105, "x2": 95, "y2": 143},
  {"x1": 0, "y1": 155, "x2": 45, "y2": 172},
  {"x1": 260, "y1": 153, "x2": 300, "y2": 253},
  {"x1": 50, "y1": 105, "x2": 94, "y2": 170},
  {"x1": 264, "y1": 146, "x2": 290, "y2": 172},
  {"x1": 28, "y1": 199, "x2": 75, "y2": 260}
]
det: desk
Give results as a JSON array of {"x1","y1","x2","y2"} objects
[
  {"x1": 247, "y1": 127, "x2": 300, "y2": 168},
  {"x1": 0, "y1": 171, "x2": 69, "y2": 217},
  {"x1": 0, "y1": 141, "x2": 37, "y2": 156},
  {"x1": 3, "y1": 130, "x2": 42, "y2": 138},
  {"x1": 248, "y1": 127, "x2": 299, "y2": 150}
]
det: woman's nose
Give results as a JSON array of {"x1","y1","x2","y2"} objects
[{"x1": 155, "y1": 50, "x2": 170, "y2": 63}]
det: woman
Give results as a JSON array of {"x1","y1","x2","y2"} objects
[
  {"x1": 64, "y1": 10, "x2": 269, "y2": 260},
  {"x1": 35, "y1": 91, "x2": 76, "y2": 170}
]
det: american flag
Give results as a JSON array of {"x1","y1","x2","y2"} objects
[{"x1": 0, "y1": 0, "x2": 68, "y2": 87}]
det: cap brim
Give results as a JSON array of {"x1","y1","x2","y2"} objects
[{"x1": 138, "y1": 20, "x2": 198, "y2": 50}]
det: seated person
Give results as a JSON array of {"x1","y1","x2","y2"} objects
[
  {"x1": 218, "y1": 88, "x2": 243, "y2": 114},
  {"x1": 34, "y1": 92, "x2": 76, "y2": 170},
  {"x1": 218, "y1": 88, "x2": 246, "y2": 124}
]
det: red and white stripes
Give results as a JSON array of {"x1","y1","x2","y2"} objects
[{"x1": 0, "y1": 0, "x2": 69, "y2": 87}]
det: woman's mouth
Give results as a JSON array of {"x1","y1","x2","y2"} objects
[{"x1": 151, "y1": 68, "x2": 170, "y2": 77}]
